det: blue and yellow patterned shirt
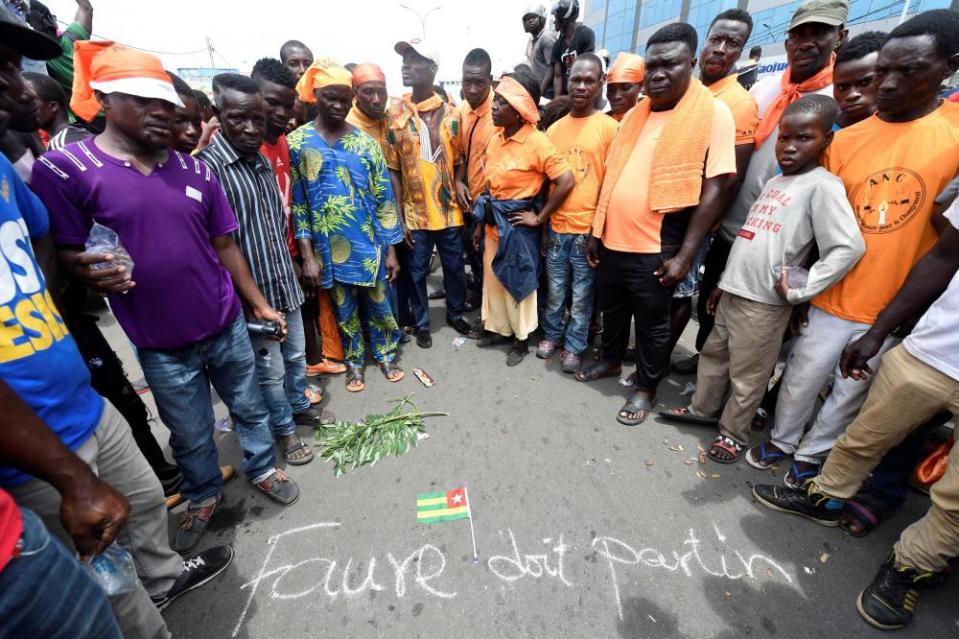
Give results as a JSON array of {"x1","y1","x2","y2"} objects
[{"x1": 289, "y1": 124, "x2": 402, "y2": 288}]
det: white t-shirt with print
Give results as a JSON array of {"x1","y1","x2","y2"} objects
[{"x1": 903, "y1": 199, "x2": 959, "y2": 381}]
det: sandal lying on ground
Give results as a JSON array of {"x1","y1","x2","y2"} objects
[
  {"x1": 576, "y1": 360, "x2": 622, "y2": 382},
  {"x1": 617, "y1": 391, "x2": 653, "y2": 426},
  {"x1": 709, "y1": 434, "x2": 744, "y2": 464},
  {"x1": 346, "y1": 365, "x2": 365, "y2": 392},
  {"x1": 784, "y1": 461, "x2": 821, "y2": 488},
  {"x1": 658, "y1": 406, "x2": 718, "y2": 426},
  {"x1": 840, "y1": 495, "x2": 891, "y2": 538},
  {"x1": 279, "y1": 436, "x2": 314, "y2": 466},
  {"x1": 380, "y1": 361, "x2": 404, "y2": 382},
  {"x1": 746, "y1": 441, "x2": 788, "y2": 470}
]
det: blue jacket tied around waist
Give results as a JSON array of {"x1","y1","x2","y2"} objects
[{"x1": 472, "y1": 193, "x2": 543, "y2": 302}]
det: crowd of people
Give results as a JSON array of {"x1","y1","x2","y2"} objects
[{"x1": 0, "y1": 0, "x2": 958, "y2": 635}]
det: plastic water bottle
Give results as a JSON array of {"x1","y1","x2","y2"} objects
[{"x1": 84, "y1": 543, "x2": 138, "y2": 596}]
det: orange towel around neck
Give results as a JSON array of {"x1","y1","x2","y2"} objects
[
  {"x1": 596, "y1": 77, "x2": 714, "y2": 220},
  {"x1": 752, "y1": 55, "x2": 834, "y2": 148}
]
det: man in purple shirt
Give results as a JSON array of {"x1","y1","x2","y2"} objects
[{"x1": 31, "y1": 41, "x2": 301, "y2": 552}]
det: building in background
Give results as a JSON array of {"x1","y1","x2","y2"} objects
[
  {"x1": 584, "y1": 0, "x2": 956, "y2": 81},
  {"x1": 177, "y1": 67, "x2": 239, "y2": 96}
]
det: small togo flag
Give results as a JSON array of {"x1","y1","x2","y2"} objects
[{"x1": 416, "y1": 487, "x2": 470, "y2": 524}]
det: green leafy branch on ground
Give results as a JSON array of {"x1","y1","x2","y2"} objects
[{"x1": 313, "y1": 395, "x2": 447, "y2": 476}]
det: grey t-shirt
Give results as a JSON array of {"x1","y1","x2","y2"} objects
[
  {"x1": 718, "y1": 73, "x2": 833, "y2": 243},
  {"x1": 528, "y1": 30, "x2": 557, "y2": 85},
  {"x1": 719, "y1": 167, "x2": 865, "y2": 306}
]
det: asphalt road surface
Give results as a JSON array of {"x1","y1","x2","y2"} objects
[{"x1": 101, "y1": 287, "x2": 958, "y2": 639}]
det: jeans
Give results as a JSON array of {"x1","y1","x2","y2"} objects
[
  {"x1": 673, "y1": 233, "x2": 712, "y2": 299},
  {"x1": 138, "y1": 314, "x2": 276, "y2": 501},
  {"x1": 250, "y1": 304, "x2": 310, "y2": 438},
  {"x1": 393, "y1": 242, "x2": 415, "y2": 327},
  {"x1": 542, "y1": 229, "x2": 595, "y2": 354},
  {"x1": 66, "y1": 312, "x2": 181, "y2": 487},
  {"x1": 0, "y1": 508, "x2": 123, "y2": 639},
  {"x1": 409, "y1": 227, "x2": 467, "y2": 331},
  {"x1": 8, "y1": 402, "x2": 179, "y2": 639},
  {"x1": 598, "y1": 248, "x2": 675, "y2": 392}
]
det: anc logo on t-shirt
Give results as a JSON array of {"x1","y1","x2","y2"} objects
[
  {"x1": 850, "y1": 167, "x2": 926, "y2": 234},
  {"x1": 565, "y1": 145, "x2": 590, "y2": 184}
]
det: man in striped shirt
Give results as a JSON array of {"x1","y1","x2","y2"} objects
[{"x1": 198, "y1": 74, "x2": 331, "y2": 467}]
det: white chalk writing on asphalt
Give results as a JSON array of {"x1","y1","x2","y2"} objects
[{"x1": 232, "y1": 521, "x2": 793, "y2": 637}]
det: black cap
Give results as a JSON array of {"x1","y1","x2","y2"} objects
[{"x1": 0, "y1": 7, "x2": 62, "y2": 61}]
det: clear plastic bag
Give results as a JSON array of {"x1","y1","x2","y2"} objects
[
  {"x1": 84, "y1": 543, "x2": 139, "y2": 596},
  {"x1": 85, "y1": 222, "x2": 134, "y2": 277},
  {"x1": 772, "y1": 264, "x2": 809, "y2": 290}
]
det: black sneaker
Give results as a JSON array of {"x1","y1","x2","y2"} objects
[
  {"x1": 857, "y1": 552, "x2": 948, "y2": 630},
  {"x1": 416, "y1": 330, "x2": 432, "y2": 348},
  {"x1": 751, "y1": 483, "x2": 842, "y2": 527},
  {"x1": 152, "y1": 545, "x2": 235, "y2": 610}
]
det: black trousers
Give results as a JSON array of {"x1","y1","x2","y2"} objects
[
  {"x1": 66, "y1": 313, "x2": 180, "y2": 484},
  {"x1": 598, "y1": 248, "x2": 675, "y2": 393},
  {"x1": 695, "y1": 234, "x2": 733, "y2": 352}
]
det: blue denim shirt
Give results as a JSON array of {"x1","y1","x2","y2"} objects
[{"x1": 472, "y1": 193, "x2": 543, "y2": 301}]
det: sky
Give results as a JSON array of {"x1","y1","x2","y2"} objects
[{"x1": 43, "y1": 0, "x2": 534, "y2": 94}]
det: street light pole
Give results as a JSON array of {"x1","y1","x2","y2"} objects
[{"x1": 398, "y1": 3, "x2": 441, "y2": 39}]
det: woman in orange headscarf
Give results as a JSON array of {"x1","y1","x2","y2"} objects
[{"x1": 473, "y1": 70, "x2": 573, "y2": 366}]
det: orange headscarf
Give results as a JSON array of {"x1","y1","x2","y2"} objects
[
  {"x1": 351, "y1": 63, "x2": 386, "y2": 87},
  {"x1": 296, "y1": 58, "x2": 352, "y2": 103},
  {"x1": 71, "y1": 41, "x2": 181, "y2": 122},
  {"x1": 607, "y1": 53, "x2": 645, "y2": 84},
  {"x1": 494, "y1": 75, "x2": 539, "y2": 125},
  {"x1": 753, "y1": 54, "x2": 834, "y2": 148}
]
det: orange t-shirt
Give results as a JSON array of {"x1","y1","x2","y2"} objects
[
  {"x1": 601, "y1": 100, "x2": 736, "y2": 253},
  {"x1": 814, "y1": 103, "x2": 959, "y2": 324},
  {"x1": 709, "y1": 74, "x2": 759, "y2": 145},
  {"x1": 545, "y1": 111, "x2": 619, "y2": 234},
  {"x1": 482, "y1": 123, "x2": 570, "y2": 237},
  {"x1": 457, "y1": 93, "x2": 496, "y2": 199}
]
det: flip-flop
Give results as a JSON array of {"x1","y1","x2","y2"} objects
[
  {"x1": 783, "y1": 461, "x2": 821, "y2": 489},
  {"x1": 658, "y1": 406, "x2": 718, "y2": 426},
  {"x1": 346, "y1": 365, "x2": 365, "y2": 392},
  {"x1": 745, "y1": 441, "x2": 787, "y2": 470},
  {"x1": 576, "y1": 360, "x2": 622, "y2": 383},
  {"x1": 616, "y1": 392, "x2": 653, "y2": 426},
  {"x1": 380, "y1": 361, "x2": 405, "y2": 382},
  {"x1": 840, "y1": 495, "x2": 888, "y2": 538}
]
